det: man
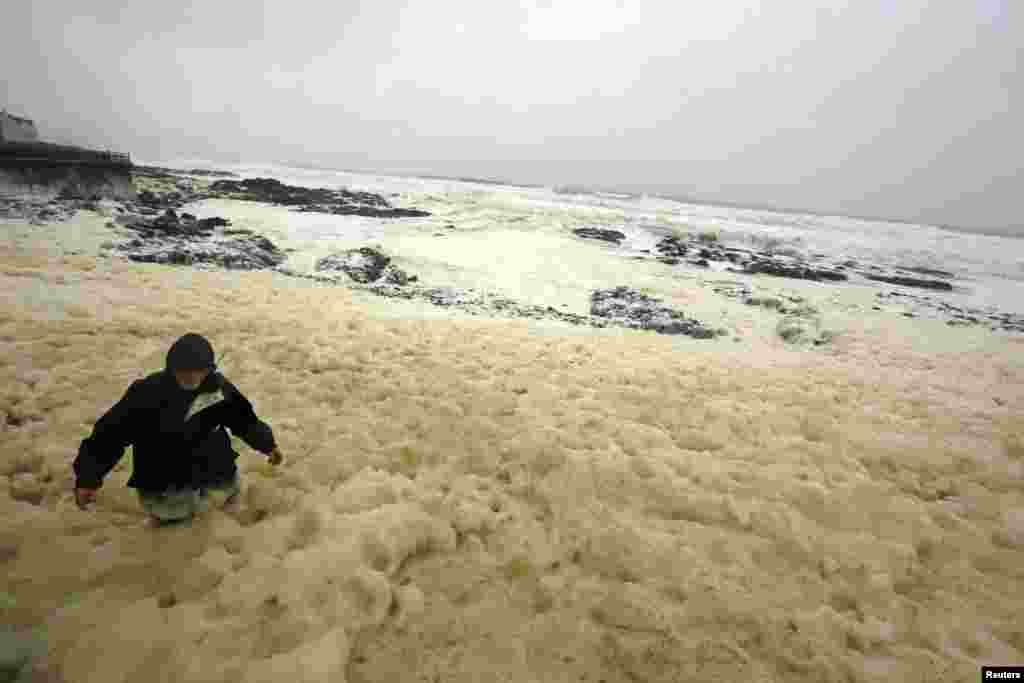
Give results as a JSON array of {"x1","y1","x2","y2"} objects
[{"x1": 73, "y1": 332, "x2": 284, "y2": 527}]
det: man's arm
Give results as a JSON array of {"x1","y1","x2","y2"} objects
[
  {"x1": 222, "y1": 382, "x2": 277, "y2": 456},
  {"x1": 73, "y1": 380, "x2": 144, "y2": 489}
]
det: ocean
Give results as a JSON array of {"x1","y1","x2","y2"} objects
[{"x1": 143, "y1": 158, "x2": 1024, "y2": 318}]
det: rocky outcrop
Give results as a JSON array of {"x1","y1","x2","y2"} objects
[
  {"x1": 864, "y1": 274, "x2": 953, "y2": 291},
  {"x1": 572, "y1": 228, "x2": 628, "y2": 244},
  {"x1": 590, "y1": 286, "x2": 725, "y2": 338},
  {"x1": 743, "y1": 259, "x2": 848, "y2": 282},
  {"x1": 106, "y1": 209, "x2": 286, "y2": 270},
  {"x1": 898, "y1": 265, "x2": 955, "y2": 279},
  {"x1": 315, "y1": 247, "x2": 419, "y2": 285},
  {"x1": 0, "y1": 196, "x2": 91, "y2": 224},
  {"x1": 207, "y1": 177, "x2": 431, "y2": 218},
  {"x1": 184, "y1": 168, "x2": 238, "y2": 177}
]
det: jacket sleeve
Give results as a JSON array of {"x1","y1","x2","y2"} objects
[
  {"x1": 222, "y1": 382, "x2": 277, "y2": 455},
  {"x1": 73, "y1": 380, "x2": 144, "y2": 489}
]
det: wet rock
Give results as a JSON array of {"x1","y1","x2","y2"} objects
[
  {"x1": 184, "y1": 168, "x2": 238, "y2": 177},
  {"x1": 654, "y1": 235, "x2": 689, "y2": 258},
  {"x1": 590, "y1": 286, "x2": 724, "y2": 338},
  {"x1": 123, "y1": 209, "x2": 222, "y2": 238},
  {"x1": 315, "y1": 247, "x2": 419, "y2": 285},
  {"x1": 133, "y1": 189, "x2": 189, "y2": 211},
  {"x1": 898, "y1": 265, "x2": 955, "y2": 279},
  {"x1": 1, "y1": 197, "x2": 81, "y2": 223},
  {"x1": 743, "y1": 259, "x2": 848, "y2": 282},
  {"x1": 118, "y1": 234, "x2": 287, "y2": 270},
  {"x1": 863, "y1": 274, "x2": 953, "y2": 291},
  {"x1": 572, "y1": 228, "x2": 627, "y2": 244},
  {"x1": 207, "y1": 177, "x2": 430, "y2": 218},
  {"x1": 108, "y1": 209, "x2": 286, "y2": 271}
]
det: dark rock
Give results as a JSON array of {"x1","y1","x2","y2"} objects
[
  {"x1": 133, "y1": 189, "x2": 189, "y2": 211},
  {"x1": 196, "y1": 216, "x2": 230, "y2": 229},
  {"x1": 153, "y1": 209, "x2": 180, "y2": 229},
  {"x1": 315, "y1": 247, "x2": 418, "y2": 285},
  {"x1": 185, "y1": 168, "x2": 238, "y2": 177},
  {"x1": 864, "y1": 274, "x2": 953, "y2": 291},
  {"x1": 329, "y1": 205, "x2": 430, "y2": 218},
  {"x1": 108, "y1": 206, "x2": 282, "y2": 270},
  {"x1": 898, "y1": 265, "x2": 955, "y2": 279},
  {"x1": 119, "y1": 231, "x2": 286, "y2": 270},
  {"x1": 654, "y1": 236, "x2": 689, "y2": 258},
  {"x1": 689, "y1": 259, "x2": 710, "y2": 268},
  {"x1": 657, "y1": 257, "x2": 681, "y2": 266},
  {"x1": 743, "y1": 259, "x2": 848, "y2": 282},
  {"x1": 136, "y1": 190, "x2": 159, "y2": 205},
  {"x1": 206, "y1": 177, "x2": 430, "y2": 218},
  {"x1": 572, "y1": 228, "x2": 627, "y2": 244},
  {"x1": 590, "y1": 286, "x2": 723, "y2": 338}
]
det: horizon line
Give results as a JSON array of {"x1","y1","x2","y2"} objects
[{"x1": 139, "y1": 156, "x2": 1022, "y2": 239}]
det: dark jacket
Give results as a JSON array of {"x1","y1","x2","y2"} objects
[{"x1": 73, "y1": 369, "x2": 276, "y2": 492}]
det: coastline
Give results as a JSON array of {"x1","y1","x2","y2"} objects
[{"x1": 1, "y1": 168, "x2": 1022, "y2": 681}]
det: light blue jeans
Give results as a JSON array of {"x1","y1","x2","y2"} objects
[{"x1": 137, "y1": 474, "x2": 241, "y2": 521}]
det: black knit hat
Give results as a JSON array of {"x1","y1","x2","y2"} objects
[{"x1": 166, "y1": 333, "x2": 216, "y2": 372}]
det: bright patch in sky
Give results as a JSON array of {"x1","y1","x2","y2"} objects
[{"x1": 520, "y1": 0, "x2": 640, "y2": 42}]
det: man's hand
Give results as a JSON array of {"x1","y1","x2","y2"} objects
[
  {"x1": 268, "y1": 447, "x2": 284, "y2": 466},
  {"x1": 75, "y1": 487, "x2": 98, "y2": 509}
]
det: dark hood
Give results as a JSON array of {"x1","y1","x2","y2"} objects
[
  {"x1": 166, "y1": 333, "x2": 216, "y2": 373},
  {"x1": 164, "y1": 333, "x2": 221, "y2": 396}
]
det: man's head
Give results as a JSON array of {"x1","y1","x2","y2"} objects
[{"x1": 166, "y1": 333, "x2": 216, "y2": 391}]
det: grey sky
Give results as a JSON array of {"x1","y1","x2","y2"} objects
[{"x1": 2, "y1": 1, "x2": 1019, "y2": 234}]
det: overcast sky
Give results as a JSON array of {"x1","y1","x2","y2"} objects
[{"x1": 2, "y1": 1, "x2": 1019, "y2": 233}]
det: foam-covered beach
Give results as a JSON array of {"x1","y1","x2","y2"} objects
[{"x1": 1, "y1": 167, "x2": 1023, "y2": 682}]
